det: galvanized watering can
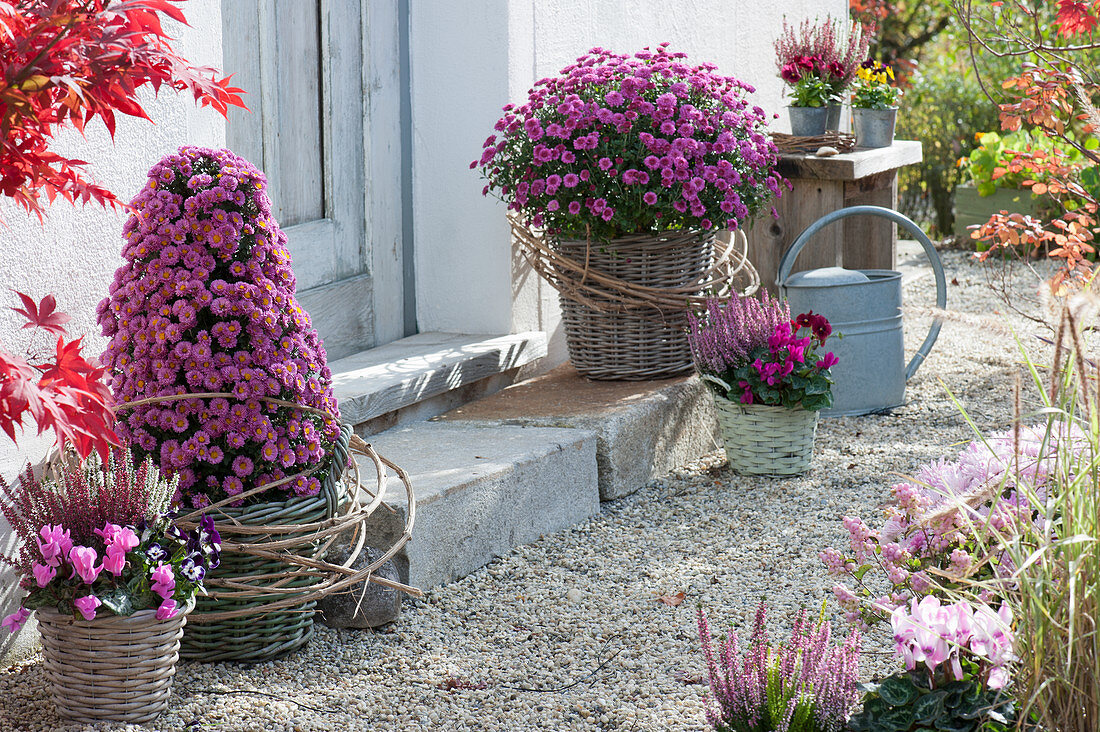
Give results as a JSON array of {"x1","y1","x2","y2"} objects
[{"x1": 776, "y1": 205, "x2": 947, "y2": 418}]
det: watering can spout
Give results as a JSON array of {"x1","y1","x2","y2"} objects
[{"x1": 776, "y1": 205, "x2": 947, "y2": 417}]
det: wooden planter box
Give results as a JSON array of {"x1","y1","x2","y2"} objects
[{"x1": 953, "y1": 185, "x2": 1040, "y2": 246}]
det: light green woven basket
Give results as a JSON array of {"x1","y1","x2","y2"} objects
[
  {"x1": 179, "y1": 423, "x2": 353, "y2": 663},
  {"x1": 713, "y1": 397, "x2": 818, "y2": 477}
]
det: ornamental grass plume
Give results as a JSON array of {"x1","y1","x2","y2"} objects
[
  {"x1": 97, "y1": 147, "x2": 341, "y2": 509},
  {"x1": 697, "y1": 602, "x2": 861, "y2": 732}
]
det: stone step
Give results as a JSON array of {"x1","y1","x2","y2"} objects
[
  {"x1": 361, "y1": 421, "x2": 598, "y2": 589},
  {"x1": 440, "y1": 364, "x2": 720, "y2": 501},
  {"x1": 329, "y1": 331, "x2": 548, "y2": 434}
]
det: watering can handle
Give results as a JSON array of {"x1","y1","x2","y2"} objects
[{"x1": 775, "y1": 205, "x2": 947, "y2": 381}]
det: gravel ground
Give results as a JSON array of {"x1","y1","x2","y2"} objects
[{"x1": 0, "y1": 250, "x2": 1066, "y2": 731}]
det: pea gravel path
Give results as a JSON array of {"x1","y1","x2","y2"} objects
[{"x1": 0, "y1": 250, "x2": 1062, "y2": 731}]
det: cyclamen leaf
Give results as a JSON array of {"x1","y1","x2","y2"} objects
[{"x1": 99, "y1": 589, "x2": 134, "y2": 617}]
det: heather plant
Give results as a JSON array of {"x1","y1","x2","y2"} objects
[
  {"x1": 97, "y1": 146, "x2": 341, "y2": 508},
  {"x1": 696, "y1": 602, "x2": 861, "y2": 732},
  {"x1": 774, "y1": 16, "x2": 873, "y2": 102},
  {"x1": 474, "y1": 44, "x2": 782, "y2": 240},
  {"x1": 849, "y1": 597, "x2": 1019, "y2": 732},
  {"x1": 0, "y1": 448, "x2": 218, "y2": 626},
  {"x1": 687, "y1": 293, "x2": 837, "y2": 411}
]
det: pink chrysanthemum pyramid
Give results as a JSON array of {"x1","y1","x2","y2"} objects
[{"x1": 98, "y1": 147, "x2": 341, "y2": 508}]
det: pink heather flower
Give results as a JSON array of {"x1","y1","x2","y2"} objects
[
  {"x1": 74, "y1": 595, "x2": 102, "y2": 622},
  {"x1": 2, "y1": 607, "x2": 31, "y2": 633},
  {"x1": 155, "y1": 598, "x2": 179, "y2": 620},
  {"x1": 68, "y1": 546, "x2": 102, "y2": 584},
  {"x1": 32, "y1": 562, "x2": 57, "y2": 588}
]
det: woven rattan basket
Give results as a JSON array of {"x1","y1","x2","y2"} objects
[
  {"x1": 38, "y1": 599, "x2": 192, "y2": 725},
  {"x1": 179, "y1": 424, "x2": 352, "y2": 663},
  {"x1": 713, "y1": 398, "x2": 818, "y2": 476},
  {"x1": 554, "y1": 230, "x2": 715, "y2": 380}
]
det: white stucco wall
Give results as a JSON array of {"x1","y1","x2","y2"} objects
[
  {"x1": 0, "y1": 0, "x2": 226, "y2": 663},
  {"x1": 410, "y1": 0, "x2": 847, "y2": 365}
]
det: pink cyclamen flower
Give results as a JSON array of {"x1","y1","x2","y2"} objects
[
  {"x1": 2, "y1": 607, "x2": 31, "y2": 633},
  {"x1": 36, "y1": 524, "x2": 73, "y2": 566},
  {"x1": 68, "y1": 545, "x2": 102, "y2": 584},
  {"x1": 151, "y1": 564, "x2": 176, "y2": 600},
  {"x1": 32, "y1": 562, "x2": 57, "y2": 588},
  {"x1": 74, "y1": 595, "x2": 102, "y2": 622},
  {"x1": 102, "y1": 546, "x2": 127, "y2": 577},
  {"x1": 155, "y1": 598, "x2": 179, "y2": 620}
]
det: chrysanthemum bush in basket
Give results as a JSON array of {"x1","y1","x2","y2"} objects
[
  {"x1": 97, "y1": 147, "x2": 341, "y2": 508},
  {"x1": 475, "y1": 44, "x2": 782, "y2": 240},
  {"x1": 474, "y1": 44, "x2": 783, "y2": 381},
  {"x1": 687, "y1": 292, "x2": 837, "y2": 476}
]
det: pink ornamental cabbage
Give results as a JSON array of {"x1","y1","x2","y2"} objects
[
  {"x1": 476, "y1": 44, "x2": 782, "y2": 239},
  {"x1": 97, "y1": 147, "x2": 341, "y2": 508}
]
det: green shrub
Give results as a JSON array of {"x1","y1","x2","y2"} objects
[{"x1": 895, "y1": 56, "x2": 999, "y2": 237}]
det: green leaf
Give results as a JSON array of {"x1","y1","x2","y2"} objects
[
  {"x1": 913, "y1": 689, "x2": 947, "y2": 724},
  {"x1": 99, "y1": 589, "x2": 134, "y2": 617},
  {"x1": 878, "y1": 706, "x2": 917, "y2": 729},
  {"x1": 853, "y1": 564, "x2": 873, "y2": 582},
  {"x1": 877, "y1": 674, "x2": 920, "y2": 706}
]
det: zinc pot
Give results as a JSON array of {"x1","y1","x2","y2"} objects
[
  {"x1": 37, "y1": 599, "x2": 193, "y2": 725},
  {"x1": 788, "y1": 106, "x2": 829, "y2": 137},
  {"x1": 553, "y1": 229, "x2": 715, "y2": 380},
  {"x1": 826, "y1": 103, "x2": 843, "y2": 131},
  {"x1": 853, "y1": 107, "x2": 897, "y2": 148},
  {"x1": 712, "y1": 398, "x2": 818, "y2": 476}
]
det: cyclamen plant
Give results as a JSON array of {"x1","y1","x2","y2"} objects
[
  {"x1": 819, "y1": 423, "x2": 1082, "y2": 627},
  {"x1": 97, "y1": 147, "x2": 341, "y2": 508},
  {"x1": 697, "y1": 602, "x2": 861, "y2": 732},
  {"x1": 0, "y1": 448, "x2": 219, "y2": 626},
  {"x1": 475, "y1": 44, "x2": 783, "y2": 240},
  {"x1": 687, "y1": 293, "x2": 838, "y2": 411},
  {"x1": 849, "y1": 597, "x2": 1018, "y2": 732}
]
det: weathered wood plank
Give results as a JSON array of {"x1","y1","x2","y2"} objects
[
  {"x1": 746, "y1": 178, "x2": 845, "y2": 293},
  {"x1": 222, "y1": 0, "x2": 263, "y2": 166},
  {"x1": 843, "y1": 170, "x2": 898, "y2": 271},
  {"x1": 298, "y1": 273, "x2": 374, "y2": 362},
  {"x1": 776, "y1": 140, "x2": 922, "y2": 181},
  {"x1": 273, "y1": 0, "x2": 324, "y2": 226}
]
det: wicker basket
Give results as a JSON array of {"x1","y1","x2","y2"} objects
[
  {"x1": 180, "y1": 425, "x2": 351, "y2": 663},
  {"x1": 713, "y1": 398, "x2": 819, "y2": 476},
  {"x1": 554, "y1": 230, "x2": 715, "y2": 380},
  {"x1": 37, "y1": 600, "x2": 192, "y2": 725}
]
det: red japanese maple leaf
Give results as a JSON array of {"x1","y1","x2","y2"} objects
[
  {"x1": 11, "y1": 291, "x2": 70, "y2": 336},
  {"x1": 1056, "y1": 0, "x2": 1099, "y2": 37}
]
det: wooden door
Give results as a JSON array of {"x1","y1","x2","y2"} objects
[{"x1": 222, "y1": 0, "x2": 371, "y2": 361}]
